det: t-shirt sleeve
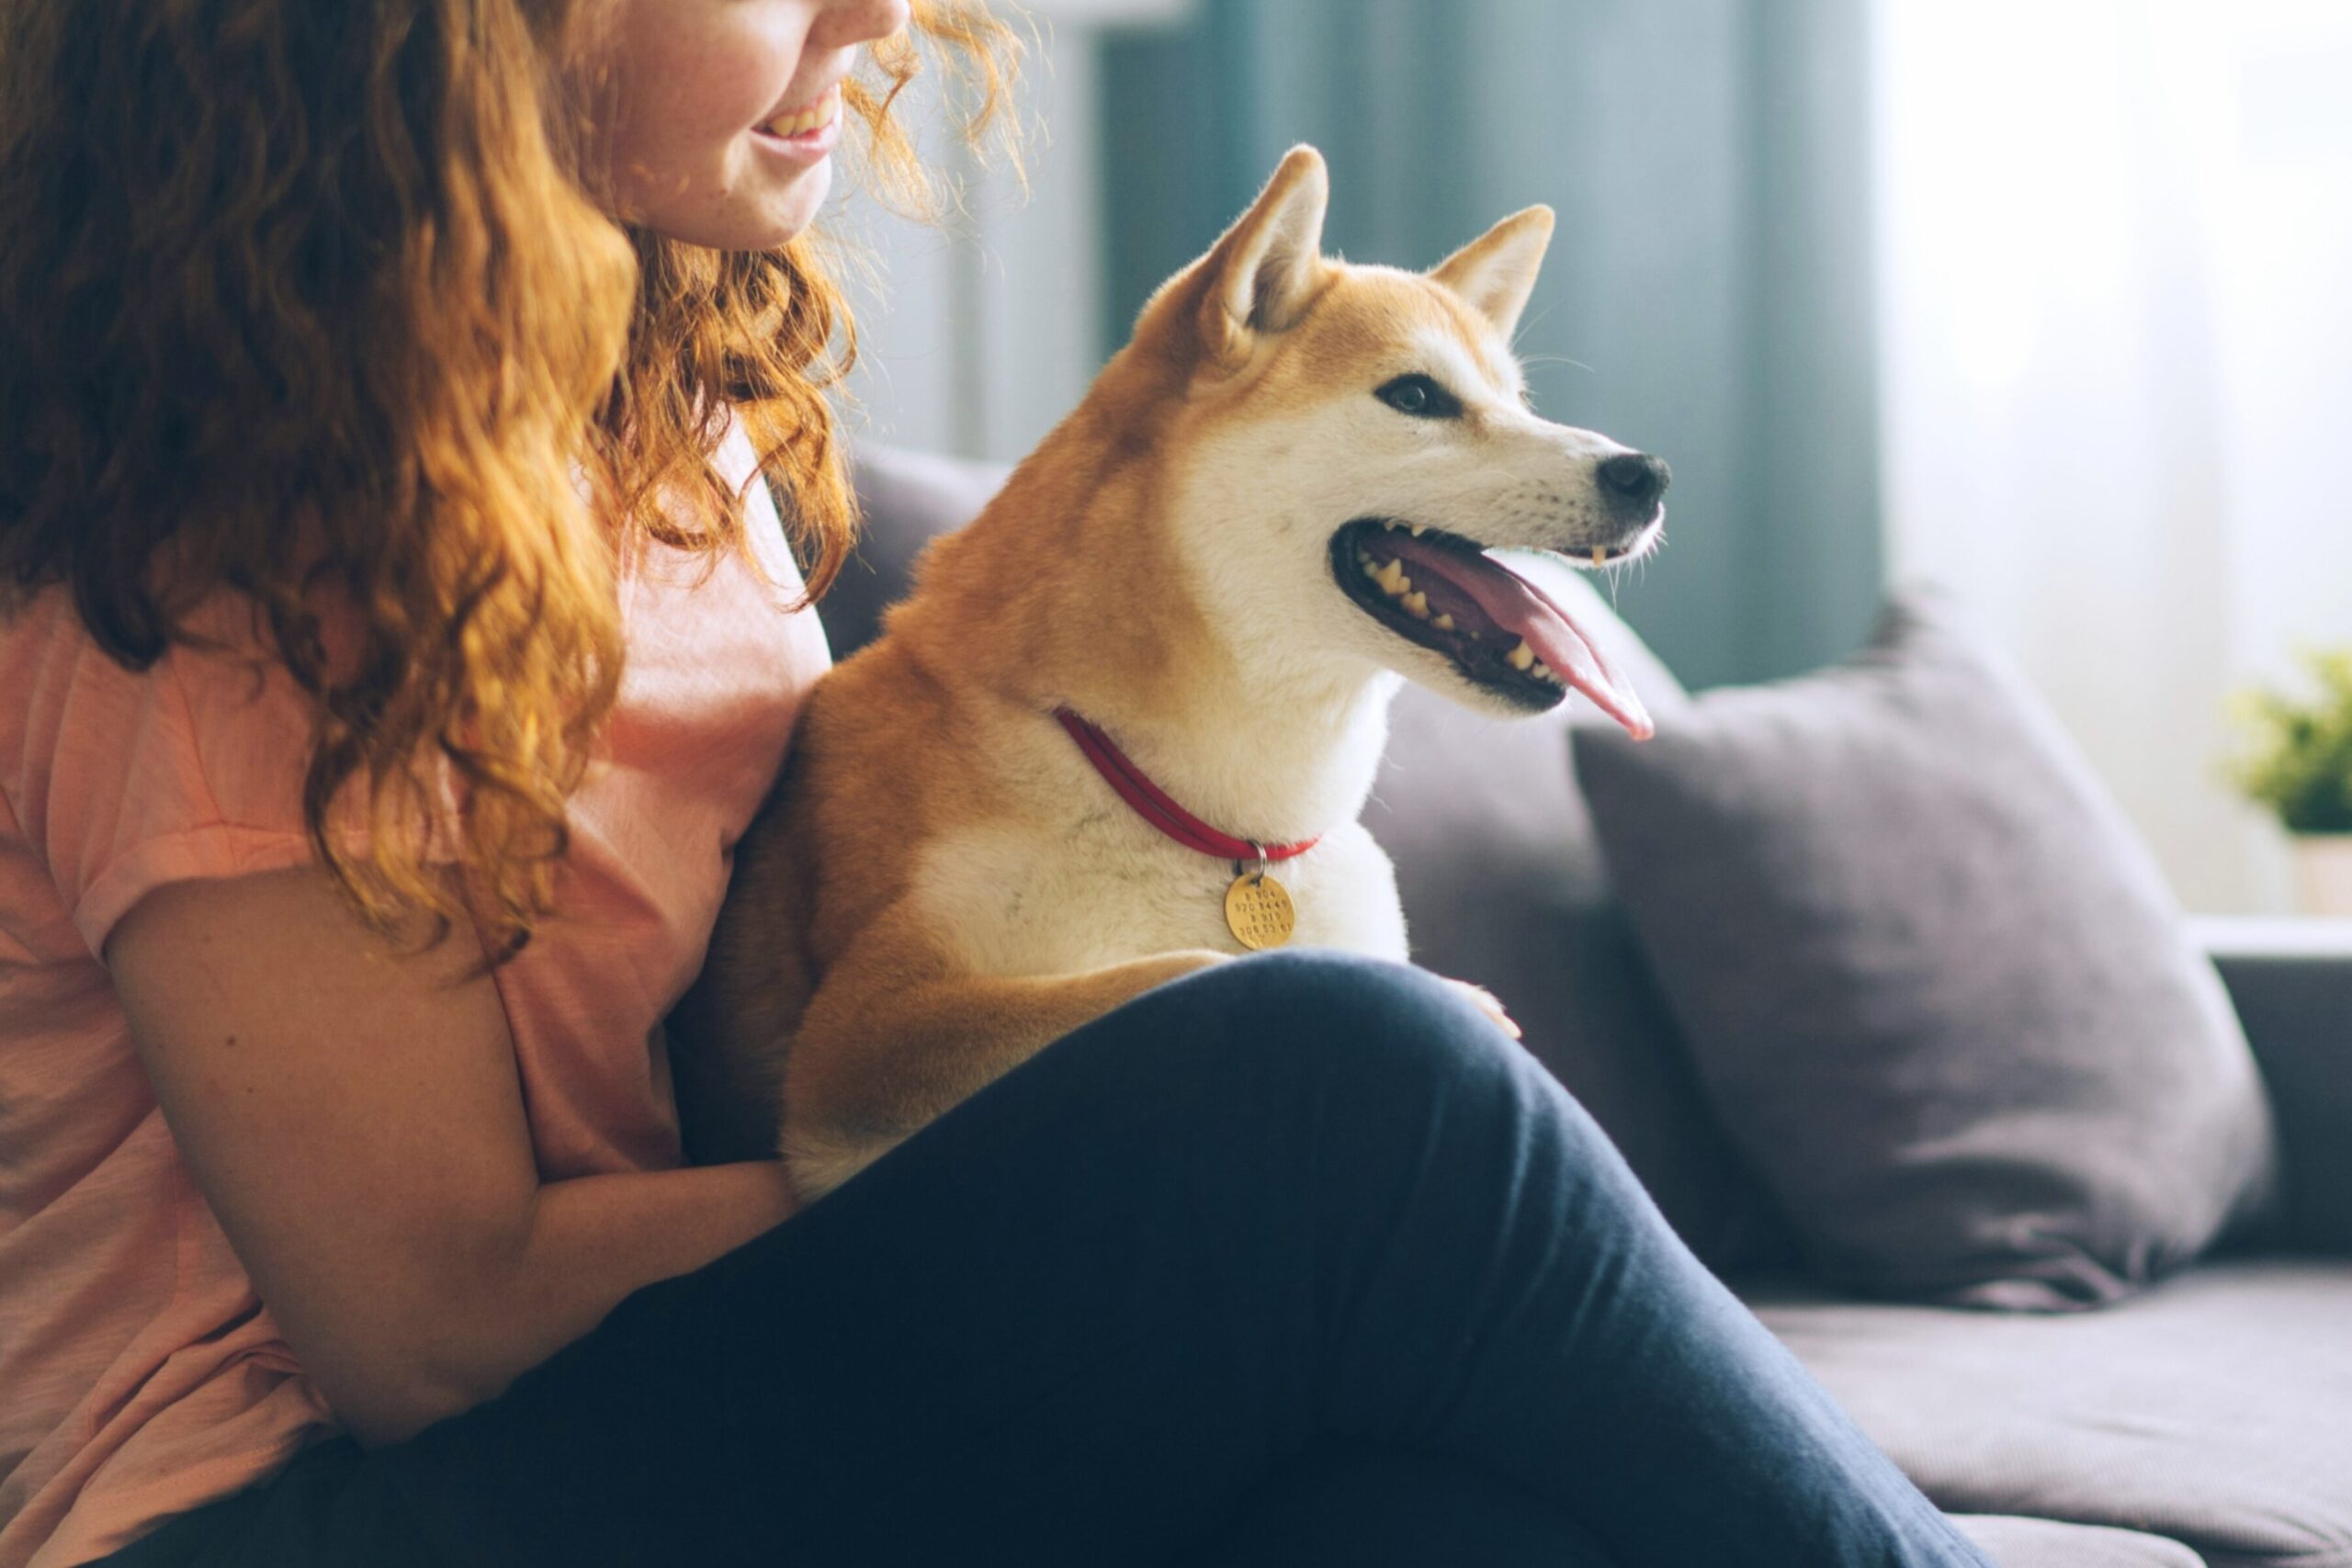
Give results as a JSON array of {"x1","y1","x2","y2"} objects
[{"x1": 1, "y1": 591, "x2": 356, "y2": 960}]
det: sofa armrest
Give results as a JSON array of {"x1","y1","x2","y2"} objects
[{"x1": 2192, "y1": 916, "x2": 2352, "y2": 1255}]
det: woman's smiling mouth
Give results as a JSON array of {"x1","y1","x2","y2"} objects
[{"x1": 754, "y1": 82, "x2": 842, "y2": 143}]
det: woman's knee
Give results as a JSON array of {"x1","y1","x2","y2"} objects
[
  {"x1": 1094, "y1": 947, "x2": 1590, "y2": 1164},
  {"x1": 909, "y1": 947, "x2": 1643, "y2": 1272},
  {"x1": 1155, "y1": 947, "x2": 1505, "y2": 1080}
]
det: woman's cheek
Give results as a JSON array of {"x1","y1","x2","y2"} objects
[{"x1": 607, "y1": 11, "x2": 802, "y2": 186}]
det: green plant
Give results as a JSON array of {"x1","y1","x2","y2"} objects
[{"x1": 2227, "y1": 649, "x2": 2352, "y2": 834}]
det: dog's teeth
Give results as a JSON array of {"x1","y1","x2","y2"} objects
[
  {"x1": 1506, "y1": 638, "x2": 1535, "y2": 671},
  {"x1": 1402, "y1": 591, "x2": 1430, "y2": 618},
  {"x1": 1532, "y1": 660, "x2": 1563, "y2": 683},
  {"x1": 1362, "y1": 558, "x2": 1384, "y2": 581},
  {"x1": 1375, "y1": 560, "x2": 1409, "y2": 595},
  {"x1": 1591, "y1": 547, "x2": 1607, "y2": 566},
  {"x1": 1431, "y1": 613, "x2": 1454, "y2": 632},
  {"x1": 1408, "y1": 524, "x2": 1427, "y2": 536}
]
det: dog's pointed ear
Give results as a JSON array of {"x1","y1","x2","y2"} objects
[
  {"x1": 1196, "y1": 145, "x2": 1330, "y2": 367},
  {"x1": 1430, "y1": 206, "x2": 1554, "y2": 342}
]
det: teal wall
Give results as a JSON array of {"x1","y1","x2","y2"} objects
[{"x1": 1095, "y1": 0, "x2": 1883, "y2": 688}]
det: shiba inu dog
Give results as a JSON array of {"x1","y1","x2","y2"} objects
[{"x1": 677, "y1": 146, "x2": 1668, "y2": 1199}]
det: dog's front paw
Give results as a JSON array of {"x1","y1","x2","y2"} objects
[
  {"x1": 782, "y1": 1122, "x2": 906, "y2": 1204},
  {"x1": 1436, "y1": 976, "x2": 1521, "y2": 1040}
]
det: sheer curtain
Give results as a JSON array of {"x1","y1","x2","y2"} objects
[{"x1": 1874, "y1": 0, "x2": 2352, "y2": 912}]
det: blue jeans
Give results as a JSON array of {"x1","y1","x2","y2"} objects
[{"x1": 96, "y1": 951, "x2": 1988, "y2": 1567}]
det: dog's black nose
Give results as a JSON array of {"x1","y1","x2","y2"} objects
[{"x1": 1598, "y1": 452, "x2": 1671, "y2": 512}]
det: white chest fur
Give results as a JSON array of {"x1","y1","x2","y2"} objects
[{"x1": 910, "y1": 812, "x2": 1408, "y2": 977}]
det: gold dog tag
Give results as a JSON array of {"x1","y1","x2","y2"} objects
[{"x1": 1224, "y1": 871, "x2": 1296, "y2": 950}]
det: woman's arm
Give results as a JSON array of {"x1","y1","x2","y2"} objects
[{"x1": 107, "y1": 863, "x2": 798, "y2": 1447}]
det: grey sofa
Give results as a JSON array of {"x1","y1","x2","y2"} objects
[{"x1": 825, "y1": 445, "x2": 2352, "y2": 1568}]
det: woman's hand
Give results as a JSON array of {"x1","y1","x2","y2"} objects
[{"x1": 107, "y1": 864, "x2": 798, "y2": 1446}]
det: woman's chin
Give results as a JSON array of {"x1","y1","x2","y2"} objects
[
  {"x1": 741, "y1": 163, "x2": 831, "y2": 248},
  {"x1": 625, "y1": 160, "x2": 831, "y2": 254}
]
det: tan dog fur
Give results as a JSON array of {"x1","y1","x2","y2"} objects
[{"x1": 673, "y1": 146, "x2": 1663, "y2": 1199}]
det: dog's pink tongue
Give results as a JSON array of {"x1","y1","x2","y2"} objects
[
  {"x1": 1471, "y1": 561, "x2": 1654, "y2": 739},
  {"x1": 1397, "y1": 543, "x2": 1653, "y2": 739}
]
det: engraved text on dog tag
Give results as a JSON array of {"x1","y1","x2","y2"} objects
[{"x1": 1224, "y1": 872, "x2": 1296, "y2": 950}]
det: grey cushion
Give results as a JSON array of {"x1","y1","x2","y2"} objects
[
  {"x1": 1952, "y1": 1516, "x2": 2206, "y2": 1568},
  {"x1": 1749, "y1": 1260, "x2": 2352, "y2": 1568},
  {"x1": 1574, "y1": 589, "x2": 2278, "y2": 1308},
  {"x1": 839, "y1": 445, "x2": 1794, "y2": 1270}
]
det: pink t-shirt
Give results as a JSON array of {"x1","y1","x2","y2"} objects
[{"x1": 0, "y1": 423, "x2": 831, "y2": 1567}]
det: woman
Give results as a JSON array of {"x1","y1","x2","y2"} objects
[{"x1": 0, "y1": 2, "x2": 1992, "y2": 1563}]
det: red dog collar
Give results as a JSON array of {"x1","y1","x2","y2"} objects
[{"x1": 1053, "y1": 708, "x2": 1321, "y2": 866}]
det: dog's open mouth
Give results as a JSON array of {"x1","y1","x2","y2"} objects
[{"x1": 1329, "y1": 519, "x2": 1653, "y2": 738}]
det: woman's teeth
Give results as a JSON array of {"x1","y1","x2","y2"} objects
[{"x1": 762, "y1": 85, "x2": 840, "y2": 139}]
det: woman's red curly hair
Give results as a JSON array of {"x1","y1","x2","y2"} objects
[{"x1": 0, "y1": 0, "x2": 1022, "y2": 958}]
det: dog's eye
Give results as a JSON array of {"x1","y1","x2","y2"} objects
[{"x1": 1375, "y1": 374, "x2": 1462, "y2": 419}]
